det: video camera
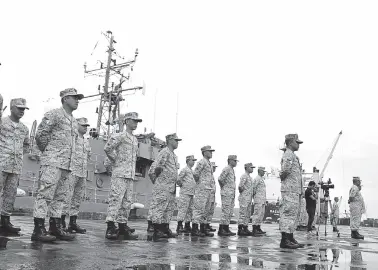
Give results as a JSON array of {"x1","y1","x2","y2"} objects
[{"x1": 320, "y1": 178, "x2": 335, "y2": 191}]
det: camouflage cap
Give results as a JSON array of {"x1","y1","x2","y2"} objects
[
  {"x1": 258, "y1": 166, "x2": 267, "y2": 172},
  {"x1": 10, "y1": 98, "x2": 29, "y2": 109},
  {"x1": 77, "y1": 117, "x2": 90, "y2": 126},
  {"x1": 228, "y1": 155, "x2": 239, "y2": 161},
  {"x1": 166, "y1": 133, "x2": 182, "y2": 141},
  {"x1": 211, "y1": 162, "x2": 217, "y2": 167},
  {"x1": 285, "y1": 134, "x2": 303, "y2": 144},
  {"x1": 60, "y1": 88, "x2": 84, "y2": 100},
  {"x1": 186, "y1": 155, "x2": 197, "y2": 161},
  {"x1": 244, "y1": 163, "x2": 256, "y2": 168},
  {"x1": 201, "y1": 145, "x2": 215, "y2": 152},
  {"x1": 353, "y1": 176, "x2": 361, "y2": 181},
  {"x1": 124, "y1": 112, "x2": 142, "y2": 122}
]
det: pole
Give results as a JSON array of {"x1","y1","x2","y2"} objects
[{"x1": 319, "y1": 131, "x2": 342, "y2": 183}]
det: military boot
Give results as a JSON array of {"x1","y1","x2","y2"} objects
[
  {"x1": 105, "y1": 221, "x2": 119, "y2": 240},
  {"x1": 207, "y1": 223, "x2": 216, "y2": 232},
  {"x1": 245, "y1": 225, "x2": 254, "y2": 236},
  {"x1": 61, "y1": 215, "x2": 67, "y2": 231},
  {"x1": 118, "y1": 223, "x2": 138, "y2": 240},
  {"x1": 68, "y1": 216, "x2": 86, "y2": 234},
  {"x1": 153, "y1": 223, "x2": 168, "y2": 239},
  {"x1": 48, "y1": 217, "x2": 75, "y2": 241},
  {"x1": 351, "y1": 230, "x2": 364, "y2": 240},
  {"x1": 176, "y1": 221, "x2": 184, "y2": 234},
  {"x1": 200, "y1": 223, "x2": 214, "y2": 237},
  {"x1": 252, "y1": 225, "x2": 264, "y2": 236},
  {"x1": 147, "y1": 220, "x2": 154, "y2": 232},
  {"x1": 183, "y1": 222, "x2": 191, "y2": 233},
  {"x1": 280, "y1": 232, "x2": 299, "y2": 249},
  {"x1": 0, "y1": 215, "x2": 21, "y2": 234},
  {"x1": 218, "y1": 224, "x2": 229, "y2": 236},
  {"x1": 163, "y1": 223, "x2": 177, "y2": 238},
  {"x1": 257, "y1": 225, "x2": 266, "y2": 234},
  {"x1": 31, "y1": 218, "x2": 56, "y2": 242},
  {"x1": 225, "y1": 224, "x2": 236, "y2": 236},
  {"x1": 237, "y1": 225, "x2": 249, "y2": 236},
  {"x1": 191, "y1": 223, "x2": 204, "y2": 237},
  {"x1": 288, "y1": 233, "x2": 304, "y2": 248}
]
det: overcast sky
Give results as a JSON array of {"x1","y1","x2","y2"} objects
[{"x1": 1, "y1": 1, "x2": 378, "y2": 218}]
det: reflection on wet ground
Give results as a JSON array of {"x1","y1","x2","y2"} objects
[{"x1": 0, "y1": 216, "x2": 377, "y2": 269}]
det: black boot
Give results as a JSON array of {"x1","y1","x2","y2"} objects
[
  {"x1": 48, "y1": 217, "x2": 75, "y2": 241},
  {"x1": 153, "y1": 223, "x2": 168, "y2": 239},
  {"x1": 351, "y1": 230, "x2": 364, "y2": 240},
  {"x1": 31, "y1": 218, "x2": 56, "y2": 242},
  {"x1": 68, "y1": 216, "x2": 86, "y2": 234},
  {"x1": 200, "y1": 223, "x2": 214, "y2": 237},
  {"x1": 0, "y1": 215, "x2": 21, "y2": 233},
  {"x1": 61, "y1": 215, "x2": 67, "y2": 231},
  {"x1": 207, "y1": 223, "x2": 216, "y2": 232},
  {"x1": 257, "y1": 225, "x2": 266, "y2": 234},
  {"x1": 225, "y1": 224, "x2": 236, "y2": 236},
  {"x1": 163, "y1": 223, "x2": 177, "y2": 238},
  {"x1": 183, "y1": 222, "x2": 191, "y2": 233},
  {"x1": 218, "y1": 224, "x2": 229, "y2": 236},
  {"x1": 288, "y1": 233, "x2": 304, "y2": 248},
  {"x1": 238, "y1": 225, "x2": 249, "y2": 236},
  {"x1": 176, "y1": 221, "x2": 184, "y2": 234},
  {"x1": 105, "y1": 221, "x2": 119, "y2": 240},
  {"x1": 118, "y1": 223, "x2": 138, "y2": 240},
  {"x1": 191, "y1": 223, "x2": 204, "y2": 237},
  {"x1": 280, "y1": 232, "x2": 299, "y2": 249},
  {"x1": 147, "y1": 220, "x2": 154, "y2": 232}
]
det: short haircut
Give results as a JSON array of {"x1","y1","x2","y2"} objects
[{"x1": 308, "y1": 181, "x2": 316, "y2": 186}]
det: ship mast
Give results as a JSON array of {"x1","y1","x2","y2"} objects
[{"x1": 84, "y1": 30, "x2": 143, "y2": 137}]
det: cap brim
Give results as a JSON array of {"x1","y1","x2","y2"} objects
[
  {"x1": 16, "y1": 105, "x2": 29, "y2": 110},
  {"x1": 125, "y1": 118, "x2": 143, "y2": 122},
  {"x1": 80, "y1": 124, "x2": 90, "y2": 127},
  {"x1": 65, "y1": 94, "x2": 84, "y2": 100},
  {"x1": 296, "y1": 140, "x2": 303, "y2": 144},
  {"x1": 175, "y1": 138, "x2": 182, "y2": 141}
]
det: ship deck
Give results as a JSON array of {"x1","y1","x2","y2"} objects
[{"x1": 1, "y1": 216, "x2": 377, "y2": 269}]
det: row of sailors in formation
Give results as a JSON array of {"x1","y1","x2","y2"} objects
[{"x1": 0, "y1": 91, "x2": 366, "y2": 250}]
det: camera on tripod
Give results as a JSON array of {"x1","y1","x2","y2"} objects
[{"x1": 320, "y1": 178, "x2": 335, "y2": 191}]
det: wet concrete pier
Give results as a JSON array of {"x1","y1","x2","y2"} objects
[{"x1": 0, "y1": 216, "x2": 377, "y2": 269}]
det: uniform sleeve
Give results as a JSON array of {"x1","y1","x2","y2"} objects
[
  {"x1": 218, "y1": 167, "x2": 229, "y2": 187},
  {"x1": 349, "y1": 186, "x2": 358, "y2": 198},
  {"x1": 23, "y1": 126, "x2": 31, "y2": 154},
  {"x1": 35, "y1": 111, "x2": 56, "y2": 152},
  {"x1": 86, "y1": 141, "x2": 92, "y2": 161},
  {"x1": 238, "y1": 175, "x2": 247, "y2": 191},
  {"x1": 193, "y1": 160, "x2": 203, "y2": 181},
  {"x1": 104, "y1": 134, "x2": 123, "y2": 162},
  {"x1": 0, "y1": 94, "x2": 3, "y2": 123},
  {"x1": 281, "y1": 152, "x2": 294, "y2": 174},
  {"x1": 177, "y1": 168, "x2": 186, "y2": 187},
  {"x1": 156, "y1": 151, "x2": 168, "y2": 168}
]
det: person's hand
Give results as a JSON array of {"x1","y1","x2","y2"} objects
[{"x1": 155, "y1": 167, "x2": 163, "y2": 177}]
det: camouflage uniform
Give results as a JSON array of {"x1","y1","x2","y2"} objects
[
  {"x1": 206, "y1": 162, "x2": 217, "y2": 223},
  {"x1": 331, "y1": 200, "x2": 339, "y2": 228},
  {"x1": 105, "y1": 130, "x2": 139, "y2": 223},
  {"x1": 298, "y1": 197, "x2": 308, "y2": 227},
  {"x1": 34, "y1": 105, "x2": 79, "y2": 219},
  {"x1": 237, "y1": 172, "x2": 253, "y2": 225},
  {"x1": 218, "y1": 165, "x2": 236, "y2": 225},
  {"x1": 251, "y1": 174, "x2": 266, "y2": 226},
  {"x1": 62, "y1": 133, "x2": 91, "y2": 216},
  {"x1": 177, "y1": 165, "x2": 196, "y2": 222},
  {"x1": 192, "y1": 157, "x2": 214, "y2": 224},
  {"x1": 148, "y1": 144, "x2": 179, "y2": 224},
  {"x1": 349, "y1": 184, "x2": 365, "y2": 231},
  {"x1": 0, "y1": 102, "x2": 30, "y2": 216},
  {"x1": 0, "y1": 94, "x2": 3, "y2": 123},
  {"x1": 279, "y1": 148, "x2": 303, "y2": 233}
]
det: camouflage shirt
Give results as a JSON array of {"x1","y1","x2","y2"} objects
[
  {"x1": 218, "y1": 165, "x2": 236, "y2": 193},
  {"x1": 72, "y1": 136, "x2": 91, "y2": 177},
  {"x1": 149, "y1": 147, "x2": 179, "y2": 193},
  {"x1": 36, "y1": 107, "x2": 78, "y2": 170},
  {"x1": 280, "y1": 148, "x2": 303, "y2": 195},
  {"x1": 104, "y1": 131, "x2": 138, "y2": 179},
  {"x1": 0, "y1": 94, "x2": 3, "y2": 122},
  {"x1": 177, "y1": 166, "x2": 196, "y2": 195},
  {"x1": 253, "y1": 175, "x2": 266, "y2": 204},
  {"x1": 238, "y1": 172, "x2": 253, "y2": 195},
  {"x1": 193, "y1": 158, "x2": 214, "y2": 190},
  {"x1": 0, "y1": 116, "x2": 30, "y2": 174}
]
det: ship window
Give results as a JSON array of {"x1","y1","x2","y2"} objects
[{"x1": 135, "y1": 160, "x2": 147, "y2": 177}]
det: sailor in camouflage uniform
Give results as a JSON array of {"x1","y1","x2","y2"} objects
[
  {"x1": 0, "y1": 94, "x2": 3, "y2": 123},
  {"x1": 0, "y1": 98, "x2": 30, "y2": 234},
  {"x1": 331, "y1": 196, "x2": 340, "y2": 232},
  {"x1": 176, "y1": 155, "x2": 197, "y2": 234},
  {"x1": 206, "y1": 161, "x2": 217, "y2": 232},
  {"x1": 218, "y1": 155, "x2": 238, "y2": 236},
  {"x1": 279, "y1": 134, "x2": 304, "y2": 249},
  {"x1": 191, "y1": 145, "x2": 215, "y2": 237},
  {"x1": 103, "y1": 112, "x2": 141, "y2": 240},
  {"x1": 237, "y1": 163, "x2": 255, "y2": 236},
  {"x1": 32, "y1": 88, "x2": 83, "y2": 242},
  {"x1": 61, "y1": 117, "x2": 91, "y2": 234},
  {"x1": 251, "y1": 166, "x2": 267, "y2": 236},
  {"x1": 349, "y1": 177, "x2": 365, "y2": 239},
  {"x1": 148, "y1": 133, "x2": 181, "y2": 239}
]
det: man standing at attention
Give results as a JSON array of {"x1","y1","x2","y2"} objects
[
  {"x1": 206, "y1": 161, "x2": 218, "y2": 232},
  {"x1": 237, "y1": 163, "x2": 255, "y2": 236},
  {"x1": 279, "y1": 134, "x2": 304, "y2": 249},
  {"x1": 251, "y1": 166, "x2": 267, "y2": 236},
  {"x1": 349, "y1": 177, "x2": 365, "y2": 239},
  {"x1": 33, "y1": 88, "x2": 83, "y2": 242},
  {"x1": 0, "y1": 98, "x2": 30, "y2": 234},
  {"x1": 331, "y1": 196, "x2": 341, "y2": 232},
  {"x1": 104, "y1": 112, "x2": 141, "y2": 240}
]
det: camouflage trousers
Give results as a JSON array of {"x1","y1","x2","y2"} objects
[
  {"x1": 176, "y1": 193, "x2": 193, "y2": 222},
  {"x1": 206, "y1": 191, "x2": 216, "y2": 223},
  {"x1": 298, "y1": 198, "x2": 308, "y2": 226},
  {"x1": 150, "y1": 188, "x2": 176, "y2": 224},
  {"x1": 33, "y1": 166, "x2": 70, "y2": 218},
  {"x1": 237, "y1": 193, "x2": 252, "y2": 225},
  {"x1": 331, "y1": 216, "x2": 339, "y2": 228},
  {"x1": 220, "y1": 192, "x2": 235, "y2": 225},
  {"x1": 106, "y1": 177, "x2": 133, "y2": 223},
  {"x1": 251, "y1": 203, "x2": 265, "y2": 226},
  {"x1": 0, "y1": 172, "x2": 19, "y2": 216},
  {"x1": 279, "y1": 192, "x2": 301, "y2": 233},
  {"x1": 147, "y1": 208, "x2": 152, "y2": 221},
  {"x1": 62, "y1": 174, "x2": 86, "y2": 216},
  {"x1": 192, "y1": 189, "x2": 211, "y2": 224},
  {"x1": 350, "y1": 202, "x2": 363, "y2": 231}
]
